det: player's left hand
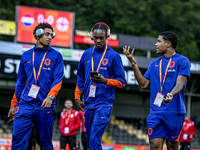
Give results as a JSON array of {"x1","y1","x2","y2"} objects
[
  {"x1": 163, "y1": 93, "x2": 173, "y2": 103},
  {"x1": 41, "y1": 97, "x2": 53, "y2": 108},
  {"x1": 7, "y1": 108, "x2": 15, "y2": 122},
  {"x1": 90, "y1": 74, "x2": 107, "y2": 84}
]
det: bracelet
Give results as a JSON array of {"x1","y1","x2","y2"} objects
[{"x1": 131, "y1": 62, "x2": 136, "y2": 66}]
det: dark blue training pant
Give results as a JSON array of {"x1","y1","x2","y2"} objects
[
  {"x1": 84, "y1": 107, "x2": 112, "y2": 150},
  {"x1": 12, "y1": 101, "x2": 54, "y2": 150}
]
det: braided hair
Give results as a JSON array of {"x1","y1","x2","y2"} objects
[
  {"x1": 92, "y1": 24, "x2": 108, "y2": 38},
  {"x1": 159, "y1": 31, "x2": 178, "y2": 49},
  {"x1": 33, "y1": 23, "x2": 54, "y2": 39}
]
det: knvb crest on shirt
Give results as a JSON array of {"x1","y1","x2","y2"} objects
[
  {"x1": 44, "y1": 58, "x2": 51, "y2": 66},
  {"x1": 169, "y1": 61, "x2": 175, "y2": 68},
  {"x1": 102, "y1": 58, "x2": 108, "y2": 66}
]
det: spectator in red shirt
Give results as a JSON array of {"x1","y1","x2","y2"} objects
[
  {"x1": 79, "y1": 110, "x2": 88, "y2": 150},
  {"x1": 180, "y1": 116, "x2": 196, "y2": 150},
  {"x1": 59, "y1": 99, "x2": 80, "y2": 150}
]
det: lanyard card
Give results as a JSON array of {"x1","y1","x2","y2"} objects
[
  {"x1": 28, "y1": 84, "x2": 40, "y2": 99},
  {"x1": 89, "y1": 85, "x2": 96, "y2": 98},
  {"x1": 153, "y1": 92, "x2": 164, "y2": 107},
  {"x1": 183, "y1": 134, "x2": 188, "y2": 140},
  {"x1": 64, "y1": 127, "x2": 69, "y2": 134}
]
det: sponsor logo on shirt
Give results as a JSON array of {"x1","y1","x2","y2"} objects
[
  {"x1": 100, "y1": 67, "x2": 107, "y2": 70},
  {"x1": 168, "y1": 69, "x2": 176, "y2": 72},
  {"x1": 87, "y1": 60, "x2": 91, "y2": 63},
  {"x1": 47, "y1": 111, "x2": 52, "y2": 114},
  {"x1": 43, "y1": 67, "x2": 51, "y2": 70},
  {"x1": 27, "y1": 61, "x2": 31, "y2": 63}
]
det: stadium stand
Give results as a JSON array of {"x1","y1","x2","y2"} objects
[
  {"x1": 104, "y1": 116, "x2": 149, "y2": 145},
  {"x1": 0, "y1": 107, "x2": 13, "y2": 138},
  {"x1": 1, "y1": 107, "x2": 200, "y2": 149}
]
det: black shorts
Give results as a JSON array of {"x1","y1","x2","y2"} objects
[
  {"x1": 180, "y1": 142, "x2": 191, "y2": 150},
  {"x1": 60, "y1": 134, "x2": 76, "y2": 150}
]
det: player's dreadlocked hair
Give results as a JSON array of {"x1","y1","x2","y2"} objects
[
  {"x1": 92, "y1": 24, "x2": 109, "y2": 38},
  {"x1": 159, "y1": 31, "x2": 178, "y2": 49},
  {"x1": 33, "y1": 23, "x2": 54, "y2": 39}
]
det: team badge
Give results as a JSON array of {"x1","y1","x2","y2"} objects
[
  {"x1": 169, "y1": 61, "x2": 175, "y2": 68},
  {"x1": 102, "y1": 58, "x2": 108, "y2": 65},
  {"x1": 44, "y1": 58, "x2": 51, "y2": 66}
]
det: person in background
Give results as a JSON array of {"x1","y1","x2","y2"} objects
[
  {"x1": 191, "y1": 115, "x2": 199, "y2": 128},
  {"x1": 59, "y1": 99, "x2": 80, "y2": 150},
  {"x1": 180, "y1": 116, "x2": 195, "y2": 150}
]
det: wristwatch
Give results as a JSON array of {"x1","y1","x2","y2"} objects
[{"x1": 48, "y1": 95, "x2": 54, "y2": 100}]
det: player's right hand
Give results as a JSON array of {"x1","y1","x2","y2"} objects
[
  {"x1": 75, "y1": 99, "x2": 84, "y2": 112},
  {"x1": 163, "y1": 93, "x2": 173, "y2": 103},
  {"x1": 7, "y1": 108, "x2": 15, "y2": 122},
  {"x1": 41, "y1": 97, "x2": 53, "y2": 108},
  {"x1": 123, "y1": 46, "x2": 136, "y2": 65}
]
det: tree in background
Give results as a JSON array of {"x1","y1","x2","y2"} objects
[{"x1": 1, "y1": 0, "x2": 200, "y2": 61}]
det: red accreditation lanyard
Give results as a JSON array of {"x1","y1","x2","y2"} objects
[
  {"x1": 32, "y1": 50, "x2": 48, "y2": 85},
  {"x1": 159, "y1": 52, "x2": 176, "y2": 92},
  {"x1": 91, "y1": 45, "x2": 108, "y2": 72}
]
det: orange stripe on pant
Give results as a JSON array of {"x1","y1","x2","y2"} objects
[{"x1": 175, "y1": 128, "x2": 183, "y2": 142}]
